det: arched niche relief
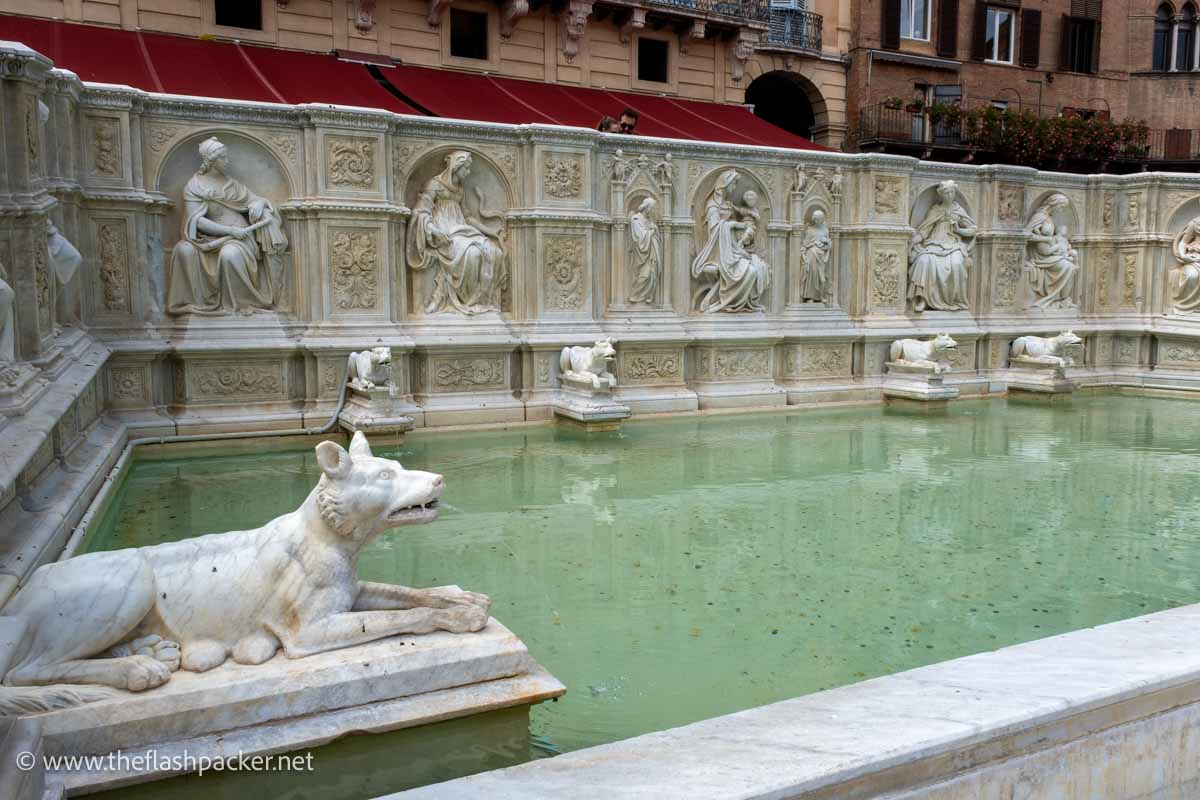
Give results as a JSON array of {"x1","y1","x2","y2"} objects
[
  {"x1": 156, "y1": 131, "x2": 296, "y2": 315},
  {"x1": 1166, "y1": 196, "x2": 1200, "y2": 314},
  {"x1": 795, "y1": 198, "x2": 836, "y2": 307},
  {"x1": 623, "y1": 188, "x2": 664, "y2": 308},
  {"x1": 906, "y1": 180, "x2": 978, "y2": 313},
  {"x1": 688, "y1": 167, "x2": 773, "y2": 314},
  {"x1": 402, "y1": 147, "x2": 514, "y2": 317},
  {"x1": 1021, "y1": 191, "x2": 1082, "y2": 311}
]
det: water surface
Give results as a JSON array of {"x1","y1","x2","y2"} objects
[{"x1": 86, "y1": 395, "x2": 1200, "y2": 753}]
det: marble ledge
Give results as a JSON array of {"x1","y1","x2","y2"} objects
[{"x1": 386, "y1": 603, "x2": 1200, "y2": 800}]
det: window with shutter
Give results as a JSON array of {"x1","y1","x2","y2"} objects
[
  {"x1": 1020, "y1": 9, "x2": 1042, "y2": 66},
  {"x1": 1060, "y1": 15, "x2": 1100, "y2": 72},
  {"x1": 938, "y1": 0, "x2": 960, "y2": 56},
  {"x1": 972, "y1": 2, "x2": 989, "y2": 59},
  {"x1": 882, "y1": 0, "x2": 903, "y2": 48}
]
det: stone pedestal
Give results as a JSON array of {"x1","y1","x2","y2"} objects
[
  {"x1": 553, "y1": 373, "x2": 631, "y2": 431},
  {"x1": 1006, "y1": 357, "x2": 1076, "y2": 398},
  {"x1": 338, "y1": 382, "x2": 417, "y2": 437},
  {"x1": 881, "y1": 362, "x2": 959, "y2": 402},
  {"x1": 40, "y1": 617, "x2": 563, "y2": 795}
]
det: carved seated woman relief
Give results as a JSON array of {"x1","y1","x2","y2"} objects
[
  {"x1": 689, "y1": 169, "x2": 771, "y2": 314},
  {"x1": 405, "y1": 150, "x2": 510, "y2": 316},
  {"x1": 908, "y1": 180, "x2": 976, "y2": 313},
  {"x1": 163, "y1": 137, "x2": 291, "y2": 317},
  {"x1": 1023, "y1": 193, "x2": 1079, "y2": 310}
]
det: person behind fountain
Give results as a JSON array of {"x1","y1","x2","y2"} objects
[
  {"x1": 908, "y1": 180, "x2": 976, "y2": 312},
  {"x1": 690, "y1": 170, "x2": 770, "y2": 313},
  {"x1": 406, "y1": 151, "x2": 508, "y2": 315},
  {"x1": 167, "y1": 137, "x2": 288, "y2": 315}
]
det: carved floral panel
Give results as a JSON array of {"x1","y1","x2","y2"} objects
[
  {"x1": 25, "y1": 97, "x2": 39, "y2": 169},
  {"x1": 784, "y1": 344, "x2": 850, "y2": 377},
  {"x1": 1096, "y1": 251, "x2": 1113, "y2": 309},
  {"x1": 191, "y1": 362, "x2": 286, "y2": 401},
  {"x1": 95, "y1": 219, "x2": 131, "y2": 314},
  {"x1": 88, "y1": 116, "x2": 121, "y2": 178},
  {"x1": 330, "y1": 228, "x2": 380, "y2": 312},
  {"x1": 326, "y1": 135, "x2": 376, "y2": 189},
  {"x1": 146, "y1": 123, "x2": 184, "y2": 154},
  {"x1": 992, "y1": 247, "x2": 1022, "y2": 309},
  {"x1": 535, "y1": 352, "x2": 555, "y2": 387},
  {"x1": 621, "y1": 350, "x2": 683, "y2": 385},
  {"x1": 997, "y1": 184, "x2": 1023, "y2": 223},
  {"x1": 544, "y1": 155, "x2": 583, "y2": 198},
  {"x1": 1161, "y1": 341, "x2": 1200, "y2": 365},
  {"x1": 871, "y1": 249, "x2": 901, "y2": 308},
  {"x1": 32, "y1": 220, "x2": 51, "y2": 334},
  {"x1": 432, "y1": 357, "x2": 507, "y2": 392},
  {"x1": 873, "y1": 177, "x2": 901, "y2": 215},
  {"x1": 543, "y1": 235, "x2": 586, "y2": 312},
  {"x1": 989, "y1": 339, "x2": 1007, "y2": 369},
  {"x1": 110, "y1": 365, "x2": 148, "y2": 404},
  {"x1": 1117, "y1": 337, "x2": 1139, "y2": 365},
  {"x1": 1121, "y1": 253, "x2": 1138, "y2": 309},
  {"x1": 695, "y1": 348, "x2": 771, "y2": 380}
]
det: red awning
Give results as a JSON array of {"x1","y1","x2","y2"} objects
[
  {"x1": 0, "y1": 15, "x2": 418, "y2": 113},
  {"x1": 1, "y1": 15, "x2": 826, "y2": 149},
  {"x1": 384, "y1": 64, "x2": 828, "y2": 149}
]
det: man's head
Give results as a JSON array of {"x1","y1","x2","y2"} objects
[{"x1": 619, "y1": 108, "x2": 639, "y2": 133}]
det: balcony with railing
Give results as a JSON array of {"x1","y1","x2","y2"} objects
[
  {"x1": 758, "y1": 8, "x2": 823, "y2": 54},
  {"x1": 600, "y1": 0, "x2": 772, "y2": 27}
]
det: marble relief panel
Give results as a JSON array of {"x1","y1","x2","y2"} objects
[
  {"x1": 86, "y1": 115, "x2": 122, "y2": 180},
  {"x1": 542, "y1": 152, "x2": 585, "y2": 201},
  {"x1": 430, "y1": 356, "x2": 507, "y2": 393},
  {"x1": 328, "y1": 226, "x2": 382, "y2": 315},
  {"x1": 93, "y1": 218, "x2": 131, "y2": 315},
  {"x1": 190, "y1": 361, "x2": 287, "y2": 402},
  {"x1": 619, "y1": 349, "x2": 684, "y2": 385},
  {"x1": 109, "y1": 364, "x2": 150, "y2": 408},
  {"x1": 325, "y1": 135, "x2": 378, "y2": 192},
  {"x1": 781, "y1": 343, "x2": 852, "y2": 378},
  {"x1": 542, "y1": 234, "x2": 588, "y2": 313}
]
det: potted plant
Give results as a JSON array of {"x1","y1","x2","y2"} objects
[
  {"x1": 904, "y1": 97, "x2": 926, "y2": 114},
  {"x1": 882, "y1": 96, "x2": 904, "y2": 111}
]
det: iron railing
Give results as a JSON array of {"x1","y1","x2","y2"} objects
[
  {"x1": 646, "y1": 0, "x2": 772, "y2": 23},
  {"x1": 763, "y1": 8, "x2": 822, "y2": 53}
]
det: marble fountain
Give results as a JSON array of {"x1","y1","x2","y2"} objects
[{"x1": 8, "y1": 34, "x2": 1200, "y2": 799}]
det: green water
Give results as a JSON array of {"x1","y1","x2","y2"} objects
[{"x1": 86, "y1": 395, "x2": 1200, "y2": 755}]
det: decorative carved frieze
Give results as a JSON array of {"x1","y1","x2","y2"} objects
[
  {"x1": 535, "y1": 352, "x2": 554, "y2": 387},
  {"x1": 1097, "y1": 251, "x2": 1113, "y2": 309},
  {"x1": 544, "y1": 156, "x2": 583, "y2": 198},
  {"x1": 266, "y1": 131, "x2": 300, "y2": 168},
  {"x1": 873, "y1": 177, "x2": 901, "y2": 215},
  {"x1": 110, "y1": 366, "x2": 147, "y2": 403},
  {"x1": 89, "y1": 117, "x2": 121, "y2": 178},
  {"x1": 543, "y1": 235, "x2": 586, "y2": 311},
  {"x1": 989, "y1": 338, "x2": 1007, "y2": 369},
  {"x1": 993, "y1": 247, "x2": 1022, "y2": 309},
  {"x1": 432, "y1": 357, "x2": 506, "y2": 391},
  {"x1": 784, "y1": 344, "x2": 849, "y2": 377},
  {"x1": 622, "y1": 351, "x2": 681, "y2": 384},
  {"x1": 146, "y1": 123, "x2": 184, "y2": 154},
  {"x1": 330, "y1": 228, "x2": 380, "y2": 311},
  {"x1": 1162, "y1": 342, "x2": 1200, "y2": 364},
  {"x1": 192, "y1": 362, "x2": 285, "y2": 400},
  {"x1": 320, "y1": 359, "x2": 344, "y2": 398},
  {"x1": 997, "y1": 184, "x2": 1023, "y2": 223},
  {"x1": 871, "y1": 249, "x2": 901, "y2": 307},
  {"x1": 96, "y1": 220, "x2": 130, "y2": 313},
  {"x1": 1117, "y1": 337, "x2": 1138, "y2": 364},
  {"x1": 695, "y1": 348, "x2": 770, "y2": 380},
  {"x1": 1102, "y1": 193, "x2": 1115, "y2": 228},
  {"x1": 1121, "y1": 253, "x2": 1137, "y2": 308},
  {"x1": 1125, "y1": 193, "x2": 1142, "y2": 230},
  {"x1": 32, "y1": 220, "x2": 51, "y2": 333},
  {"x1": 326, "y1": 136, "x2": 376, "y2": 189},
  {"x1": 25, "y1": 97, "x2": 39, "y2": 168}
]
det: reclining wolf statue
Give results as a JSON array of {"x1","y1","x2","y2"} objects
[
  {"x1": 1010, "y1": 331, "x2": 1083, "y2": 368},
  {"x1": 560, "y1": 338, "x2": 617, "y2": 390},
  {"x1": 0, "y1": 432, "x2": 490, "y2": 715},
  {"x1": 888, "y1": 333, "x2": 958, "y2": 373}
]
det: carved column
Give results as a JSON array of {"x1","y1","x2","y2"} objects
[
  {"x1": 656, "y1": 161, "x2": 674, "y2": 310},
  {"x1": 609, "y1": 165, "x2": 628, "y2": 308}
]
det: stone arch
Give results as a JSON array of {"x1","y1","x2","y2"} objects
[
  {"x1": 744, "y1": 70, "x2": 827, "y2": 141},
  {"x1": 689, "y1": 166, "x2": 773, "y2": 252},
  {"x1": 402, "y1": 146, "x2": 516, "y2": 210},
  {"x1": 1025, "y1": 190, "x2": 1080, "y2": 233},
  {"x1": 908, "y1": 181, "x2": 975, "y2": 228}
]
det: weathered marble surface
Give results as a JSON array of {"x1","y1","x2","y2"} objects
[
  {"x1": 386, "y1": 603, "x2": 1200, "y2": 799},
  {"x1": 554, "y1": 339, "x2": 631, "y2": 426},
  {"x1": 0, "y1": 433, "x2": 490, "y2": 714}
]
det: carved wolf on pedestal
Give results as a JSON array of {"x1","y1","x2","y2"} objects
[
  {"x1": 1010, "y1": 331, "x2": 1084, "y2": 367},
  {"x1": 888, "y1": 333, "x2": 959, "y2": 372},
  {"x1": 560, "y1": 338, "x2": 617, "y2": 389},
  {"x1": 347, "y1": 347, "x2": 392, "y2": 389},
  {"x1": 0, "y1": 432, "x2": 489, "y2": 715}
]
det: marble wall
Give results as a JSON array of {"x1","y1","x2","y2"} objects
[{"x1": 5, "y1": 38, "x2": 1200, "y2": 509}]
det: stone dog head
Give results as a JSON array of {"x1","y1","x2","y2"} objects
[
  {"x1": 314, "y1": 431, "x2": 444, "y2": 542},
  {"x1": 367, "y1": 347, "x2": 391, "y2": 367},
  {"x1": 931, "y1": 332, "x2": 959, "y2": 356},
  {"x1": 592, "y1": 338, "x2": 617, "y2": 366},
  {"x1": 1052, "y1": 330, "x2": 1084, "y2": 352}
]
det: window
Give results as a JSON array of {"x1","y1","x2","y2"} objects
[
  {"x1": 637, "y1": 38, "x2": 669, "y2": 83},
  {"x1": 214, "y1": 0, "x2": 262, "y2": 30},
  {"x1": 900, "y1": 0, "x2": 930, "y2": 39},
  {"x1": 984, "y1": 7, "x2": 1015, "y2": 62},
  {"x1": 1177, "y1": 3, "x2": 1197, "y2": 70},
  {"x1": 1153, "y1": 4, "x2": 1172, "y2": 71},
  {"x1": 450, "y1": 9, "x2": 489, "y2": 60},
  {"x1": 1061, "y1": 17, "x2": 1099, "y2": 73},
  {"x1": 991, "y1": 99, "x2": 1009, "y2": 110}
]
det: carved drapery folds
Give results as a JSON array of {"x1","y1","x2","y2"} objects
[
  {"x1": 798, "y1": 209, "x2": 831, "y2": 305},
  {"x1": 691, "y1": 169, "x2": 770, "y2": 313},
  {"x1": 406, "y1": 150, "x2": 509, "y2": 315},
  {"x1": 1171, "y1": 215, "x2": 1200, "y2": 313},
  {"x1": 1023, "y1": 194, "x2": 1079, "y2": 309},
  {"x1": 907, "y1": 180, "x2": 975, "y2": 312},
  {"x1": 627, "y1": 198, "x2": 661, "y2": 305}
]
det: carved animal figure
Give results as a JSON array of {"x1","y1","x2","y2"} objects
[
  {"x1": 561, "y1": 339, "x2": 617, "y2": 387},
  {"x1": 1010, "y1": 331, "x2": 1084, "y2": 367},
  {"x1": 0, "y1": 432, "x2": 489, "y2": 715},
  {"x1": 348, "y1": 347, "x2": 392, "y2": 389},
  {"x1": 889, "y1": 333, "x2": 959, "y2": 371}
]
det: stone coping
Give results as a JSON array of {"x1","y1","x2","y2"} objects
[{"x1": 386, "y1": 603, "x2": 1200, "y2": 799}]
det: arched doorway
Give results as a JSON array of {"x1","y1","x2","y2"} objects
[{"x1": 745, "y1": 70, "x2": 825, "y2": 140}]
